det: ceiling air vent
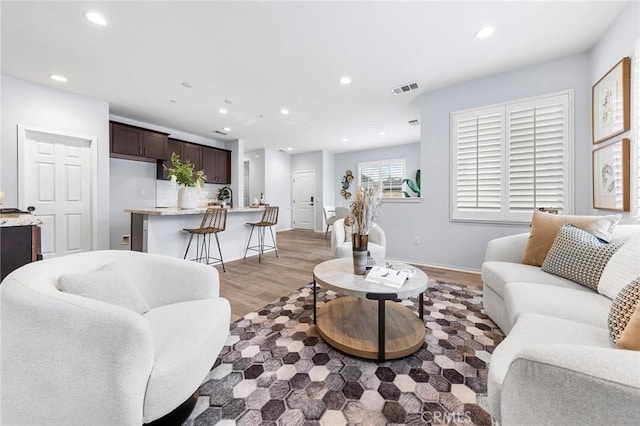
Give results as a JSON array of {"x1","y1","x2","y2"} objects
[
  {"x1": 392, "y1": 82, "x2": 418, "y2": 95},
  {"x1": 214, "y1": 130, "x2": 228, "y2": 136},
  {"x1": 408, "y1": 119, "x2": 420, "y2": 126}
]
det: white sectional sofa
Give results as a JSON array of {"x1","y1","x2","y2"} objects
[
  {"x1": 1, "y1": 250, "x2": 231, "y2": 426},
  {"x1": 482, "y1": 224, "x2": 640, "y2": 426}
]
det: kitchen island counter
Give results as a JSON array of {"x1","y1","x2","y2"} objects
[
  {"x1": 127, "y1": 207, "x2": 269, "y2": 262},
  {"x1": 125, "y1": 207, "x2": 264, "y2": 216}
]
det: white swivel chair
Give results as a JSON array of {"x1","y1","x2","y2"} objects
[
  {"x1": 1, "y1": 250, "x2": 231, "y2": 426},
  {"x1": 331, "y1": 218, "x2": 387, "y2": 260}
]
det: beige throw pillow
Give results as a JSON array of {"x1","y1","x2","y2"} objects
[
  {"x1": 521, "y1": 210, "x2": 622, "y2": 266},
  {"x1": 617, "y1": 303, "x2": 640, "y2": 351}
]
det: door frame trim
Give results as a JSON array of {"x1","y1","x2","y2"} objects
[
  {"x1": 292, "y1": 169, "x2": 316, "y2": 231},
  {"x1": 17, "y1": 124, "x2": 99, "y2": 252}
]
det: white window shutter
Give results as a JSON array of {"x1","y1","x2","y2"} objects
[
  {"x1": 506, "y1": 93, "x2": 570, "y2": 222},
  {"x1": 451, "y1": 107, "x2": 503, "y2": 220},
  {"x1": 451, "y1": 90, "x2": 572, "y2": 223}
]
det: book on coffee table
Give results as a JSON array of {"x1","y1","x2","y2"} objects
[{"x1": 365, "y1": 266, "x2": 410, "y2": 288}]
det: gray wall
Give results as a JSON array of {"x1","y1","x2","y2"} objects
[
  {"x1": 1, "y1": 75, "x2": 111, "y2": 249},
  {"x1": 265, "y1": 149, "x2": 293, "y2": 230},
  {"x1": 109, "y1": 158, "x2": 157, "y2": 249},
  {"x1": 412, "y1": 53, "x2": 591, "y2": 270},
  {"x1": 245, "y1": 148, "x2": 266, "y2": 203},
  {"x1": 291, "y1": 151, "x2": 324, "y2": 231},
  {"x1": 334, "y1": 142, "x2": 421, "y2": 208},
  {"x1": 589, "y1": 0, "x2": 639, "y2": 221}
]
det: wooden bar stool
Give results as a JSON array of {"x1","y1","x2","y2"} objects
[
  {"x1": 244, "y1": 206, "x2": 279, "y2": 262},
  {"x1": 183, "y1": 207, "x2": 227, "y2": 272}
]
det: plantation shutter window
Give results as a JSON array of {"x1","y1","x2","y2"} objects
[
  {"x1": 507, "y1": 95, "x2": 570, "y2": 222},
  {"x1": 451, "y1": 91, "x2": 573, "y2": 223},
  {"x1": 451, "y1": 107, "x2": 504, "y2": 221},
  {"x1": 357, "y1": 159, "x2": 406, "y2": 198}
]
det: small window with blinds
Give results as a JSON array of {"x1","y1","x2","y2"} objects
[
  {"x1": 451, "y1": 91, "x2": 573, "y2": 223},
  {"x1": 357, "y1": 159, "x2": 406, "y2": 198}
]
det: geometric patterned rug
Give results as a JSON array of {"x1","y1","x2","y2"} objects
[{"x1": 184, "y1": 280, "x2": 504, "y2": 425}]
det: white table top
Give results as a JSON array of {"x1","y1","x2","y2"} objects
[
  {"x1": 125, "y1": 207, "x2": 265, "y2": 216},
  {"x1": 313, "y1": 258, "x2": 428, "y2": 299}
]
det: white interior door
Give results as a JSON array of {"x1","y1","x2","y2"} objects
[
  {"x1": 293, "y1": 170, "x2": 315, "y2": 230},
  {"x1": 19, "y1": 127, "x2": 95, "y2": 259}
]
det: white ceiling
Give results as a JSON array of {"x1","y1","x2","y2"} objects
[{"x1": 1, "y1": 1, "x2": 626, "y2": 154}]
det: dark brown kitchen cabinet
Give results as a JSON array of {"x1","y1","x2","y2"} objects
[
  {"x1": 182, "y1": 142, "x2": 202, "y2": 171},
  {"x1": 1, "y1": 225, "x2": 42, "y2": 282},
  {"x1": 110, "y1": 121, "x2": 168, "y2": 162},
  {"x1": 203, "y1": 147, "x2": 231, "y2": 184}
]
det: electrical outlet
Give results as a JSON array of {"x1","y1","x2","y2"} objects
[
  {"x1": 413, "y1": 236, "x2": 420, "y2": 245},
  {"x1": 121, "y1": 235, "x2": 130, "y2": 245}
]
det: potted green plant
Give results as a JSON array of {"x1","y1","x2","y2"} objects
[{"x1": 163, "y1": 153, "x2": 207, "y2": 209}]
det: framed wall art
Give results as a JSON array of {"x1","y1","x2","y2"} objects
[
  {"x1": 592, "y1": 138, "x2": 629, "y2": 211},
  {"x1": 592, "y1": 57, "x2": 630, "y2": 144}
]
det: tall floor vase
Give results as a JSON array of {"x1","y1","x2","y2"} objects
[{"x1": 352, "y1": 234, "x2": 368, "y2": 275}]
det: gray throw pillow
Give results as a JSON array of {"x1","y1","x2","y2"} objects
[
  {"x1": 541, "y1": 224, "x2": 624, "y2": 291},
  {"x1": 58, "y1": 263, "x2": 149, "y2": 314}
]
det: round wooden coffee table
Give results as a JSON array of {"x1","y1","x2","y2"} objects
[{"x1": 313, "y1": 258, "x2": 428, "y2": 362}]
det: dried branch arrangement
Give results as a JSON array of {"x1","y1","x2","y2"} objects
[{"x1": 350, "y1": 184, "x2": 382, "y2": 235}]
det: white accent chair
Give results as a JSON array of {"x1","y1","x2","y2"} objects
[
  {"x1": 331, "y1": 218, "x2": 387, "y2": 261},
  {"x1": 323, "y1": 206, "x2": 350, "y2": 239},
  {"x1": 1, "y1": 250, "x2": 231, "y2": 426}
]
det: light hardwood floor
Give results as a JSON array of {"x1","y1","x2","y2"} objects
[{"x1": 217, "y1": 229, "x2": 482, "y2": 321}]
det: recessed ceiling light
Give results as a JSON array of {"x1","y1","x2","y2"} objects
[
  {"x1": 342, "y1": 138, "x2": 348, "y2": 142},
  {"x1": 218, "y1": 108, "x2": 228, "y2": 114},
  {"x1": 84, "y1": 11, "x2": 107, "y2": 26},
  {"x1": 379, "y1": 131, "x2": 386, "y2": 136},
  {"x1": 287, "y1": 147, "x2": 293, "y2": 151},
  {"x1": 49, "y1": 74, "x2": 67, "y2": 82},
  {"x1": 223, "y1": 127, "x2": 231, "y2": 132},
  {"x1": 339, "y1": 76, "x2": 352, "y2": 85},
  {"x1": 475, "y1": 26, "x2": 495, "y2": 39},
  {"x1": 181, "y1": 82, "x2": 192, "y2": 88},
  {"x1": 280, "y1": 108, "x2": 289, "y2": 115}
]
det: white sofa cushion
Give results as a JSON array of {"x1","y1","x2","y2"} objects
[
  {"x1": 482, "y1": 261, "x2": 589, "y2": 299},
  {"x1": 599, "y1": 233, "x2": 640, "y2": 299},
  {"x1": 541, "y1": 224, "x2": 624, "y2": 291},
  {"x1": 58, "y1": 263, "x2": 150, "y2": 314},
  {"x1": 143, "y1": 298, "x2": 231, "y2": 422},
  {"x1": 488, "y1": 313, "x2": 611, "y2": 422},
  {"x1": 504, "y1": 283, "x2": 612, "y2": 330}
]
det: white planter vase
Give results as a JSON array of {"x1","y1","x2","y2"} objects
[{"x1": 177, "y1": 186, "x2": 198, "y2": 209}]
